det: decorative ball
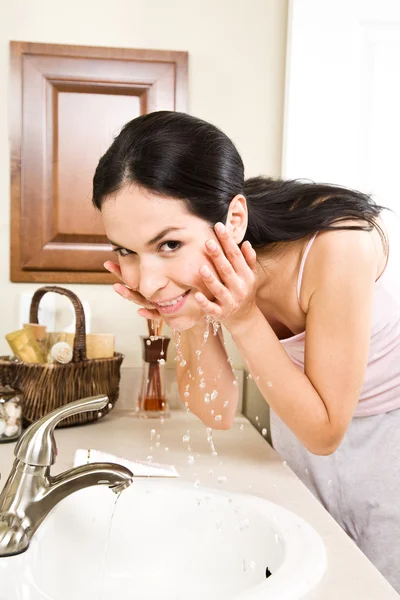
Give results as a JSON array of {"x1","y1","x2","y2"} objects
[{"x1": 50, "y1": 342, "x2": 73, "y2": 364}]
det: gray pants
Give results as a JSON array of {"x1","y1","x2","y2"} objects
[{"x1": 270, "y1": 408, "x2": 400, "y2": 593}]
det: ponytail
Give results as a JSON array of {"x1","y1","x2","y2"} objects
[{"x1": 243, "y1": 176, "x2": 385, "y2": 248}]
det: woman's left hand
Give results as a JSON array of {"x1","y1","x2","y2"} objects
[{"x1": 194, "y1": 222, "x2": 259, "y2": 330}]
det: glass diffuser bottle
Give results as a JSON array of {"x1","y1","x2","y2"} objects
[{"x1": 136, "y1": 319, "x2": 171, "y2": 418}]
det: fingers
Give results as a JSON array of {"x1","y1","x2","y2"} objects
[
  {"x1": 105, "y1": 261, "x2": 160, "y2": 320},
  {"x1": 113, "y1": 282, "x2": 137, "y2": 301},
  {"x1": 203, "y1": 223, "x2": 256, "y2": 292},
  {"x1": 214, "y1": 222, "x2": 251, "y2": 274},
  {"x1": 104, "y1": 260, "x2": 123, "y2": 281},
  {"x1": 194, "y1": 291, "x2": 222, "y2": 318},
  {"x1": 241, "y1": 240, "x2": 258, "y2": 272},
  {"x1": 199, "y1": 265, "x2": 234, "y2": 306},
  {"x1": 137, "y1": 307, "x2": 161, "y2": 319}
]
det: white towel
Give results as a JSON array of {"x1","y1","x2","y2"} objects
[{"x1": 73, "y1": 448, "x2": 179, "y2": 478}]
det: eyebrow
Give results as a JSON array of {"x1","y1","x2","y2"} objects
[{"x1": 107, "y1": 227, "x2": 185, "y2": 250}]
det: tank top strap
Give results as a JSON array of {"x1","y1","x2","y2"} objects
[{"x1": 297, "y1": 232, "x2": 319, "y2": 304}]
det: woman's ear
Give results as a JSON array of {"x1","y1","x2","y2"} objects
[{"x1": 225, "y1": 194, "x2": 248, "y2": 244}]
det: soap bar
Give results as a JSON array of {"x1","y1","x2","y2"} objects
[
  {"x1": 5, "y1": 328, "x2": 46, "y2": 363},
  {"x1": 65, "y1": 333, "x2": 115, "y2": 359}
]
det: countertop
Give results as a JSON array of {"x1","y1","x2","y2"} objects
[{"x1": 0, "y1": 410, "x2": 398, "y2": 600}]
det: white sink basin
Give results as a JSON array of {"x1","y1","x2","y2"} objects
[{"x1": 0, "y1": 479, "x2": 326, "y2": 600}]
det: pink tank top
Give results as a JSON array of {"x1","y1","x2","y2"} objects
[{"x1": 280, "y1": 210, "x2": 400, "y2": 417}]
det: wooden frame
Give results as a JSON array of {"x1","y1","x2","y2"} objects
[{"x1": 9, "y1": 41, "x2": 188, "y2": 283}]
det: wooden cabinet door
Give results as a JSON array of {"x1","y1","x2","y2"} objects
[{"x1": 10, "y1": 41, "x2": 188, "y2": 283}]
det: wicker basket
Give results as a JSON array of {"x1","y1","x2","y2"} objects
[{"x1": 0, "y1": 286, "x2": 124, "y2": 427}]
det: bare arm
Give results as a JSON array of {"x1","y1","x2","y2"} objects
[{"x1": 229, "y1": 229, "x2": 378, "y2": 455}]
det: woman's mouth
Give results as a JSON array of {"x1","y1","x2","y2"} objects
[{"x1": 153, "y1": 291, "x2": 190, "y2": 315}]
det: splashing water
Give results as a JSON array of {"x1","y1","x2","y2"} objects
[{"x1": 206, "y1": 427, "x2": 218, "y2": 456}]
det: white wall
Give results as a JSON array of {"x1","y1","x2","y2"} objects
[{"x1": 0, "y1": 0, "x2": 288, "y2": 368}]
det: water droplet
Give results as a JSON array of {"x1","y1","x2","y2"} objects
[
  {"x1": 217, "y1": 475, "x2": 227, "y2": 484},
  {"x1": 227, "y1": 357, "x2": 233, "y2": 365},
  {"x1": 223, "y1": 400, "x2": 229, "y2": 408},
  {"x1": 211, "y1": 389, "x2": 219, "y2": 401},
  {"x1": 240, "y1": 517, "x2": 250, "y2": 530},
  {"x1": 146, "y1": 340, "x2": 151, "y2": 346},
  {"x1": 197, "y1": 366, "x2": 204, "y2": 375},
  {"x1": 194, "y1": 479, "x2": 200, "y2": 488},
  {"x1": 160, "y1": 418, "x2": 164, "y2": 425},
  {"x1": 188, "y1": 455, "x2": 195, "y2": 465},
  {"x1": 267, "y1": 381, "x2": 272, "y2": 388},
  {"x1": 239, "y1": 424, "x2": 244, "y2": 431},
  {"x1": 146, "y1": 456, "x2": 153, "y2": 462},
  {"x1": 97, "y1": 412, "x2": 102, "y2": 418},
  {"x1": 209, "y1": 469, "x2": 214, "y2": 476},
  {"x1": 328, "y1": 478, "x2": 333, "y2": 486},
  {"x1": 199, "y1": 379, "x2": 206, "y2": 388},
  {"x1": 215, "y1": 415, "x2": 222, "y2": 422},
  {"x1": 305, "y1": 468, "x2": 309, "y2": 475},
  {"x1": 158, "y1": 358, "x2": 166, "y2": 365},
  {"x1": 212, "y1": 450, "x2": 218, "y2": 457},
  {"x1": 183, "y1": 434, "x2": 190, "y2": 443},
  {"x1": 108, "y1": 403, "x2": 112, "y2": 409},
  {"x1": 204, "y1": 393, "x2": 211, "y2": 404},
  {"x1": 255, "y1": 416, "x2": 259, "y2": 421},
  {"x1": 155, "y1": 442, "x2": 160, "y2": 449},
  {"x1": 195, "y1": 350, "x2": 201, "y2": 358},
  {"x1": 164, "y1": 446, "x2": 169, "y2": 452},
  {"x1": 233, "y1": 380, "x2": 238, "y2": 386},
  {"x1": 150, "y1": 429, "x2": 156, "y2": 439},
  {"x1": 262, "y1": 428, "x2": 267, "y2": 436},
  {"x1": 180, "y1": 360, "x2": 187, "y2": 367},
  {"x1": 211, "y1": 409, "x2": 215, "y2": 415},
  {"x1": 247, "y1": 373, "x2": 253, "y2": 379},
  {"x1": 243, "y1": 558, "x2": 256, "y2": 572},
  {"x1": 282, "y1": 461, "x2": 287, "y2": 467}
]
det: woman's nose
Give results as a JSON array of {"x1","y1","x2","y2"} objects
[{"x1": 123, "y1": 264, "x2": 167, "y2": 301}]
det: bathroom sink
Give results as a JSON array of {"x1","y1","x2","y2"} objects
[{"x1": 0, "y1": 479, "x2": 326, "y2": 600}]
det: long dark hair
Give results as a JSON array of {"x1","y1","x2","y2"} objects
[{"x1": 93, "y1": 111, "x2": 385, "y2": 248}]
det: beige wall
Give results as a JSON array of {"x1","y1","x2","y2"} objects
[{"x1": 0, "y1": 0, "x2": 288, "y2": 369}]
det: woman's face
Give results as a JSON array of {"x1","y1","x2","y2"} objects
[{"x1": 101, "y1": 184, "x2": 219, "y2": 330}]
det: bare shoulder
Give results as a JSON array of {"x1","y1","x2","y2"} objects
[{"x1": 299, "y1": 218, "x2": 387, "y2": 313}]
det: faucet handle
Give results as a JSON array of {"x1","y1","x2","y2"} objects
[{"x1": 14, "y1": 395, "x2": 109, "y2": 467}]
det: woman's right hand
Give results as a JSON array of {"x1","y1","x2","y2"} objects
[{"x1": 104, "y1": 261, "x2": 161, "y2": 320}]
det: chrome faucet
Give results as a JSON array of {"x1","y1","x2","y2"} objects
[{"x1": 0, "y1": 395, "x2": 133, "y2": 557}]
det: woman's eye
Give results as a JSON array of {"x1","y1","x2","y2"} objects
[
  {"x1": 159, "y1": 240, "x2": 181, "y2": 253},
  {"x1": 112, "y1": 247, "x2": 133, "y2": 257}
]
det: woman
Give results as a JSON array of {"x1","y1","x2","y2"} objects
[{"x1": 93, "y1": 111, "x2": 400, "y2": 592}]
